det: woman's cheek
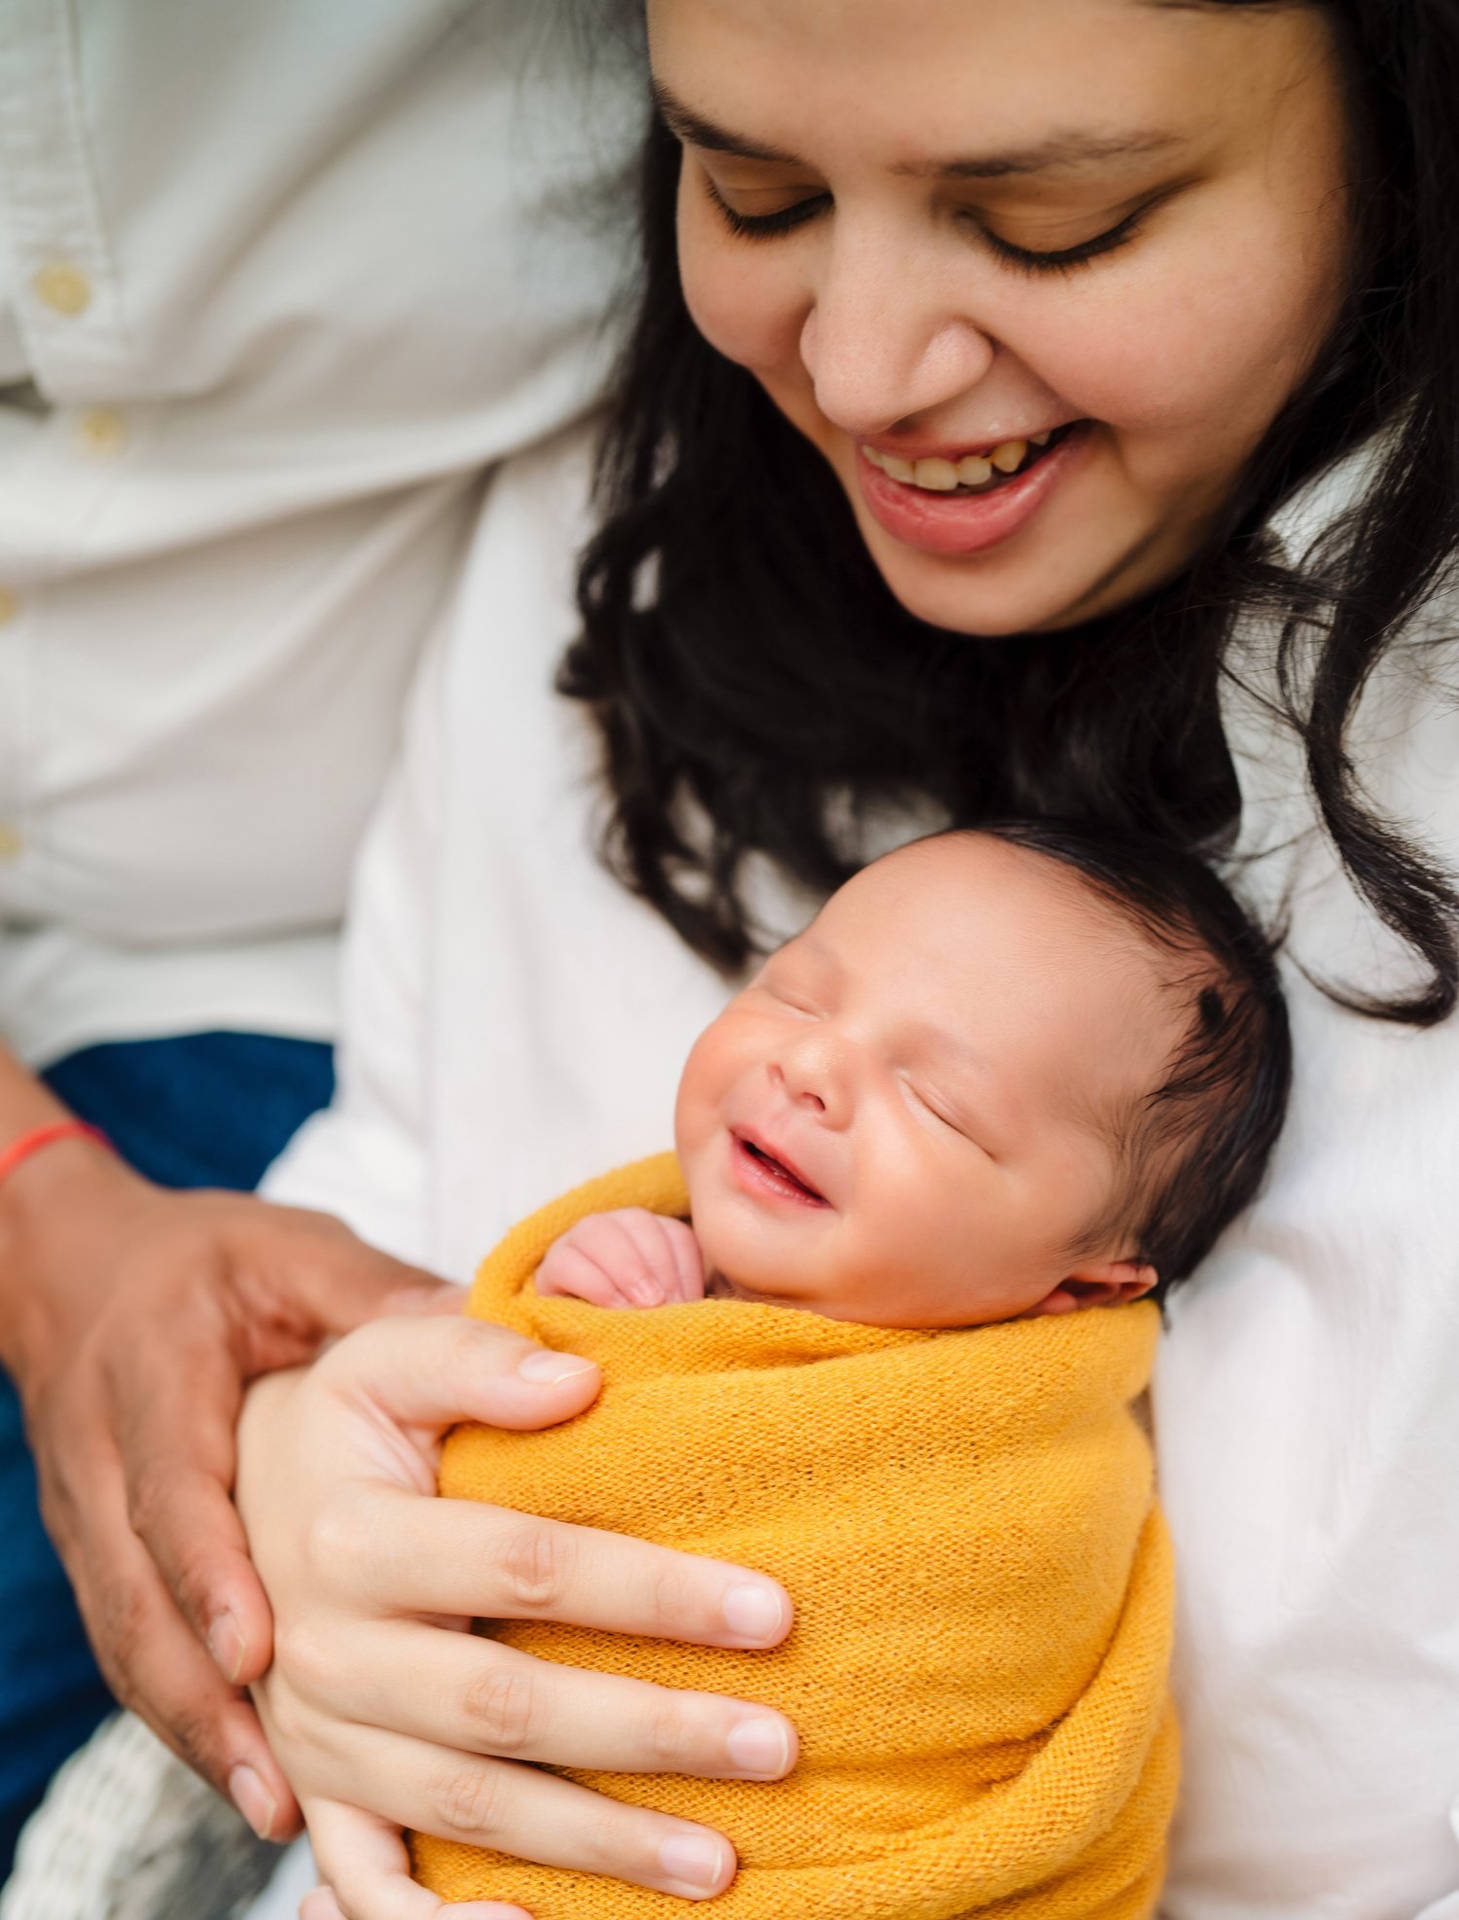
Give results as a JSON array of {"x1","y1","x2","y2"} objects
[
  {"x1": 1043, "y1": 207, "x2": 1339, "y2": 456},
  {"x1": 676, "y1": 194, "x2": 807, "y2": 383}
]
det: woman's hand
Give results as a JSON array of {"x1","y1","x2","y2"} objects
[
  {"x1": 0, "y1": 1134, "x2": 458, "y2": 1838},
  {"x1": 238, "y1": 1314, "x2": 797, "y2": 1920}
]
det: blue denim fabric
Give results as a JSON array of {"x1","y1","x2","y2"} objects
[{"x1": 0, "y1": 1032, "x2": 334, "y2": 1879}]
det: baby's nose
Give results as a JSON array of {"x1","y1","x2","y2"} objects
[{"x1": 774, "y1": 1041, "x2": 848, "y2": 1123}]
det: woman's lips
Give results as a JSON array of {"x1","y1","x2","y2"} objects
[
  {"x1": 855, "y1": 423, "x2": 1090, "y2": 558},
  {"x1": 729, "y1": 1132, "x2": 829, "y2": 1209}
]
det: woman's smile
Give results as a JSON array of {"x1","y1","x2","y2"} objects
[{"x1": 855, "y1": 422, "x2": 1090, "y2": 557}]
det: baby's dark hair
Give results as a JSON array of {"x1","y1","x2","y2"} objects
[{"x1": 973, "y1": 819, "x2": 1292, "y2": 1303}]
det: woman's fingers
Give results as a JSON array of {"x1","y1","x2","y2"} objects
[
  {"x1": 298, "y1": 1621, "x2": 796, "y2": 1780},
  {"x1": 242, "y1": 1314, "x2": 793, "y2": 1910},
  {"x1": 300, "y1": 1889, "x2": 346, "y2": 1920},
  {"x1": 307, "y1": 1730, "x2": 737, "y2": 1902},
  {"x1": 306, "y1": 1483, "x2": 791, "y2": 1650},
  {"x1": 312, "y1": 1313, "x2": 603, "y2": 1435},
  {"x1": 304, "y1": 1802, "x2": 531, "y2": 1920}
]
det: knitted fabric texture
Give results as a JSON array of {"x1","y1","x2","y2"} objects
[{"x1": 413, "y1": 1153, "x2": 1178, "y2": 1918}]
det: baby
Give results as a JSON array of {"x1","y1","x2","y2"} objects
[{"x1": 414, "y1": 822, "x2": 1290, "y2": 1920}]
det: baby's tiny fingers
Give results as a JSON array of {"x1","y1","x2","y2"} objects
[
  {"x1": 663, "y1": 1221, "x2": 706, "y2": 1303},
  {"x1": 536, "y1": 1244, "x2": 623, "y2": 1307},
  {"x1": 600, "y1": 1214, "x2": 673, "y2": 1305}
]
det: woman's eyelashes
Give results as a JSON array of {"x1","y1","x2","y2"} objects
[
  {"x1": 700, "y1": 170, "x2": 1148, "y2": 274},
  {"x1": 973, "y1": 208, "x2": 1148, "y2": 276},
  {"x1": 703, "y1": 175, "x2": 830, "y2": 241}
]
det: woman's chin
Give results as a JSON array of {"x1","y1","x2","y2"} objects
[
  {"x1": 853, "y1": 518, "x2": 1111, "y2": 636},
  {"x1": 848, "y1": 493, "x2": 1179, "y2": 637}
]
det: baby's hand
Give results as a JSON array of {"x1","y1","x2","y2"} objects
[{"x1": 536, "y1": 1209, "x2": 706, "y2": 1308}]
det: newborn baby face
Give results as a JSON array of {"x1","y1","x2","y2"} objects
[{"x1": 675, "y1": 833, "x2": 1184, "y2": 1326}]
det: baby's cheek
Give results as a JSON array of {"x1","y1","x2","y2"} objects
[{"x1": 685, "y1": 1189, "x2": 731, "y2": 1277}]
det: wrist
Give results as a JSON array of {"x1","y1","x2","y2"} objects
[
  {"x1": 0, "y1": 1119, "x2": 112, "y2": 1185},
  {"x1": 0, "y1": 1130, "x2": 152, "y2": 1378}
]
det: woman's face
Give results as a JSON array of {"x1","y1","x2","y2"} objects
[{"x1": 649, "y1": 0, "x2": 1352, "y2": 635}]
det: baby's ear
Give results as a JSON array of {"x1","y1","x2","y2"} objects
[{"x1": 1033, "y1": 1258, "x2": 1158, "y2": 1317}]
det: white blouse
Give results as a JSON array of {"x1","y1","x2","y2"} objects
[
  {"x1": 265, "y1": 422, "x2": 1459, "y2": 1917},
  {"x1": 0, "y1": 1, "x2": 644, "y2": 1066}
]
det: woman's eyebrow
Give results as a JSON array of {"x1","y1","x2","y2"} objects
[
  {"x1": 653, "y1": 84, "x2": 1182, "y2": 179},
  {"x1": 653, "y1": 84, "x2": 798, "y2": 163},
  {"x1": 903, "y1": 130, "x2": 1185, "y2": 180}
]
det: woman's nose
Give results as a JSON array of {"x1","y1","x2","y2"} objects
[{"x1": 797, "y1": 226, "x2": 996, "y2": 436}]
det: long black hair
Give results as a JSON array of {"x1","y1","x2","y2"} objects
[{"x1": 563, "y1": 0, "x2": 1459, "y2": 1024}]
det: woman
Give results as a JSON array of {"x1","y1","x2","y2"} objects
[{"x1": 139, "y1": 0, "x2": 1459, "y2": 1915}]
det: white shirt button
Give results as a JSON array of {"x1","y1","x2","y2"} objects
[
  {"x1": 0, "y1": 589, "x2": 19, "y2": 625},
  {"x1": 0, "y1": 825, "x2": 24, "y2": 860},
  {"x1": 31, "y1": 261, "x2": 93, "y2": 317},
  {"x1": 76, "y1": 408, "x2": 126, "y2": 458}
]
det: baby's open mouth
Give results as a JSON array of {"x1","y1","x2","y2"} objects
[
  {"x1": 736, "y1": 1135, "x2": 828, "y2": 1206},
  {"x1": 861, "y1": 424, "x2": 1076, "y2": 497}
]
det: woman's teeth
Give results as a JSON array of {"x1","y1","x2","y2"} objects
[{"x1": 862, "y1": 432, "x2": 1053, "y2": 494}]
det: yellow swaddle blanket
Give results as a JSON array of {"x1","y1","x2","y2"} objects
[{"x1": 414, "y1": 1154, "x2": 1178, "y2": 1918}]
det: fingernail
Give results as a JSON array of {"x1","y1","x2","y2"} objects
[
  {"x1": 658, "y1": 1830, "x2": 732, "y2": 1895},
  {"x1": 228, "y1": 1762, "x2": 277, "y2": 1840},
  {"x1": 721, "y1": 1582, "x2": 786, "y2": 1644},
  {"x1": 629, "y1": 1279, "x2": 664, "y2": 1307},
  {"x1": 207, "y1": 1610, "x2": 247, "y2": 1684},
  {"x1": 725, "y1": 1714, "x2": 791, "y2": 1778},
  {"x1": 516, "y1": 1349, "x2": 598, "y2": 1384}
]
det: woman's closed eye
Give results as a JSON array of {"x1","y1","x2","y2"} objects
[
  {"x1": 701, "y1": 169, "x2": 1154, "y2": 274},
  {"x1": 972, "y1": 206, "x2": 1148, "y2": 275},
  {"x1": 702, "y1": 172, "x2": 829, "y2": 242}
]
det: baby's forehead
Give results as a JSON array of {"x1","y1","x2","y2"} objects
[
  {"x1": 801, "y1": 832, "x2": 1209, "y2": 1104},
  {"x1": 821, "y1": 832, "x2": 1183, "y2": 966}
]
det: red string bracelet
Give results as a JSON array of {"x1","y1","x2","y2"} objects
[{"x1": 0, "y1": 1119, "x2": 113, "y2": 1187}]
